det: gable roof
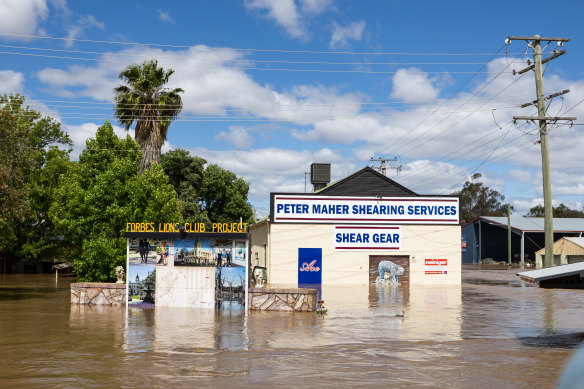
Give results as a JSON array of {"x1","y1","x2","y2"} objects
[{"x1": 315, "y1": 166, "x2": 418, "y2": 197}]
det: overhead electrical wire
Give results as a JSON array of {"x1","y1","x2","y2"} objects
[
  {"x1": 375, "y1": 44, "x2": 517, "y2": 157},
  {"x1": 0, "y1": 44, "x2": 508, "y2": 66},
  {"x1": 0, "y1": 33, "x2": 528, "y2": 56},
  {"x1": 0, "y1": 51, "x2": 509, "y2": 74}
]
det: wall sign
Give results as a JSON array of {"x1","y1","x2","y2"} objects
[
  {"x1": 272, "y1": 195, "x2": 459, "y2": 225},
  {"x1": 298, "y1": 248, "x2": 322, "y2": 285},
  {"x1": 425, "y1": 258, "x2": 448, "y2": 274},
  {"x1": 334, "y1": 225, "x2": 401, "y2": 251}
]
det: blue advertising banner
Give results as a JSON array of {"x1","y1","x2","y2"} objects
[{"x1": 298, "y1": 248, "x2": 322, "y2": 285}]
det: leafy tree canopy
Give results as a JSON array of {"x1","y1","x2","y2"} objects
[
  {"x1": 452, "y1": 173, "x2": 513, "y2": 224},
  {"x1": 200, "y1": 164, "x2": 254, "y2": 224},
  {"x1": 161, "y1": 150, "x2": 254, "y2": 225},
  {"x1": 527, "y1": 203, "x2": 584, "y2": 218},
  {"x1": 0, "y1": 94, "x2": 72, "y2": 272},
  {"x1": 50, "y1": 122, "x2": 181, "y2": 282},
  {"x1": 160, "y1": 149, "x2": 209, "y2": 224}
]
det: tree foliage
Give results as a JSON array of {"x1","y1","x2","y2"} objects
[
  {"x1": 452, "y1": 173, "x2": 512, "y2": 224},
  {"x1": 50, "y1": 122, "x2": 181, "y2": 281},
  {"x1": 160, "y1": 149, "x2": 209, "y2": 224},
  {"x1": 114, "y1": 59, "x2": 183, "y2": 173},
  {"x1": 0, "y1": 94, "x2": 72, "y2": 272},
  {"x1": 161, "y1": 150, "x2": 254, "y2": 225},
  {"x1": 527, "y1": 203, "x2": 584, "y2": 218},
  {"x1": 200, "y1": 164, "x2": 254, "y2": 224}
]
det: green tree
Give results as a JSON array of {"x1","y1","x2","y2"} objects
[
  {"x1": 527, "y1": 203, "x2": 584, "y2": 218},
  {"x1": 114, "y1": 59, "x2": 184, "y2": 173},
  {"x1": 160, "y1": 149, "x2": 209, "y2": 224},
  {"x1": 50, "y1": 122, "x2": 181, "y2": 282},
  {"x1": 0, "y1": 95, "x2": 72, "y2": 272},
  {"x1": 200, "y1": 164, "x2": 254, "y2": 224},
  {"x1": 452, "y1": 173, "x2": 512, "y2": 224}
]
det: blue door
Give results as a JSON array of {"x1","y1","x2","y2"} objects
[{"x1": 298, "y1": 248, "x2": 322, "y2": 285}]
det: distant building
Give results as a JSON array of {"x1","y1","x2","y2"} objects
[
  {"x1": 461, "y1": 216, "x2": 584, "y2": 264},
  {"x1": 535, "y1": 236, "x2": 584, "y2": 266}
]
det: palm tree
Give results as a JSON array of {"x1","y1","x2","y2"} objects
[{"x1": 113, "y1": 59, "x2": 184, "y2": 172}]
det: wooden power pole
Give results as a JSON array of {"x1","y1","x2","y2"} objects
[{"x1": 507, "y1": 35, "x2": 575, "y2": 268}]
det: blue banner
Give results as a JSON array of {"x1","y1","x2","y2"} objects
[{"x1": 298, "y1": 248, "x2": 322, "y2": 285}]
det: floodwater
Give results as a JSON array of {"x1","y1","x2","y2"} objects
[{"x1": 1, "y1": 266, "x2": 583, "y2": 388}]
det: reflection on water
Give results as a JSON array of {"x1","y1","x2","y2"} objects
[{"x1": 1, "y1": 267, "x2": 584, "y2": 388}]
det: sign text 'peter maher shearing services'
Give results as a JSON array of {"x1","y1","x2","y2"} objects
[{"x1": 272, "y1": 195, "x2": 459, "y2": 224}]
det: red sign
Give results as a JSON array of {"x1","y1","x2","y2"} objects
[{"x1": 425, "y1": 258, "x2": 447, "y2": 274}]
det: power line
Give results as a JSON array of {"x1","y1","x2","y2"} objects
[
  {"x1": 0, "y1": 33, "x2": 528, "y2": 56},
  {"x1": 375, "y1": 44, "x2": 514, "y2": 157},
  {"x1": 0, "y1": 51, "x2": 510, "y2": 74},
  {"x1": 0, "y1": 44, "x2": 508, "y2": 66}
]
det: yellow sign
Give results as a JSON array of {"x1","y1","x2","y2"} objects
[{"x1": 125, "y1": 222, "x2": 248, "y2": 233}]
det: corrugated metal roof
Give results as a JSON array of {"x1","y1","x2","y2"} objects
[
  {"x1": 517, "y1": 262, "x2": 584, "y2": 282},
  {"x1": 479, "y1": 216, "x2": 584, "y2": 232},
  {"x1": 566, "y1": 237, "x2": 584, "y2": 248},
  {"x1": 535, "y1": 236, "x2": 584, "y2": 255}
]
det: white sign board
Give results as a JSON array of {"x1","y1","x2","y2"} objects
[
  {"x1": 334, "y1": 225, "x2": 401, "y2": 251},
  {"x1": 272, "y1": 195, "x2": 459, "y2": 225},
  {"x1": 425, "y1": 258, "x2": 448, "y2": 274}
]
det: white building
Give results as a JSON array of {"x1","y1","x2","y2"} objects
[{"x1": 250, "y1": 167, "x2": 462, "y2": 286}]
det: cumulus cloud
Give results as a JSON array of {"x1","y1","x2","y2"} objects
[
  {"x1": 0, "y1": 0, "x2": 48, "y2": 36},
  {"x1": 0, "y1": 70, "x2": 25, "y2": 93},
  {"x1": 509, "y1": 169, "x2": 531, "y2": 182},
  {"x1": 391, "y1": 67, "x2": 441, "y2": 103},
  {"x1": 329, "y1": 20, "x2": 365, "y2": 48},
  {"x1": 245, "y1": 0, "x2": 305, "y2": 39},
  {"x1": 157, "y1": 9, "x2": 174, "y2": 24},
  {"x1": 244, "y1": 0, "x2": 334, "y2": 40},
  {"x1": 215, "y1": 126, "x2": 254, "y2": 149},
  {"x1": 188, "y1": 146, "x2": 354, "y2": 217},
  {"x1": 300, "y1": 0, "x2": 334, "y2": 14},
  {"x1": 64, "y1": 14, "x2": 105, "y2": 48}
]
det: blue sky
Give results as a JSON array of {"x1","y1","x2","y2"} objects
[{"x1": 1, "y1": 0, "x2": 584, "y2": 217}]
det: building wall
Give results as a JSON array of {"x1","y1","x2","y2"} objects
[
  {"x1": 249, "y1": 220, "x2": 269, "y2": 271},
  {"x1": 266, "y1": 223, "x2": 461, "y2": 285}
]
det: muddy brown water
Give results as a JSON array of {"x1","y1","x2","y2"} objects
[{"x1": 1, "y1": 265, "x2": 583, "y2": 388}]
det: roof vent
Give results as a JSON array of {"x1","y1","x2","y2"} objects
[{"x1": 310, "y1": 163, "x2": 331, "y2": 191}]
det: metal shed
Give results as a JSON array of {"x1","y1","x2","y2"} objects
[
  {"x1": 461, "y1": 216, "x2": 584, "y2": 265},
  {"x1": 535, "y1": 237, "x2": 584, "y2": 266}
]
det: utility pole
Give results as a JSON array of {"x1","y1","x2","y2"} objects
[
  {"x1": 370, "y1": 156, "x2": 401, "y2": 176},
  {"x1": 507, "y1": 204, "x2": 512, "y2": 266},
  {"x1": 507, "y1": 35, "x2": 575, "y2": 268}
]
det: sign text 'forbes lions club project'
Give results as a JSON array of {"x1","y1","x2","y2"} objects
[{"x1": 272, "y1": 195, "x2": 459, "y2": 224}]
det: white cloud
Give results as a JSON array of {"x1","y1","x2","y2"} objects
[
  {"x1": 64, "y1": 14, "x2": 105, "y2": 48},
  {"x1": 329, "y1": 20, "x2": 365, "y2": 48},
  {"x1": 391, "y1": 67, "x2": 440, "y2": 103},
  {"x1": 245, "y1": 0, "x2": 334, "y2": 40},
  {"x1": 509, "y1": 169, "x2": 531, "y2": 182},
  {"x1": 215, "y1": 126, "x2": 254, "y2": 149},
  {"x1": 0, "y1": 70, "x2": 25, "y2": 93},
  {"x1": 245, "y1": 0, "x2": 305, "y2": 39},
  {"x1": 189, "y1": 146, "x2": 355, "y2": 217},
  {"x1": 157, "y1": 9, "x2": 174, "y2": 24},
  {"x1": 0, "y1": 0, "x2": 48, "y2": 36},
  {"x1": 300, "y1": 0, "x2": 334, "y2": 14}
]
